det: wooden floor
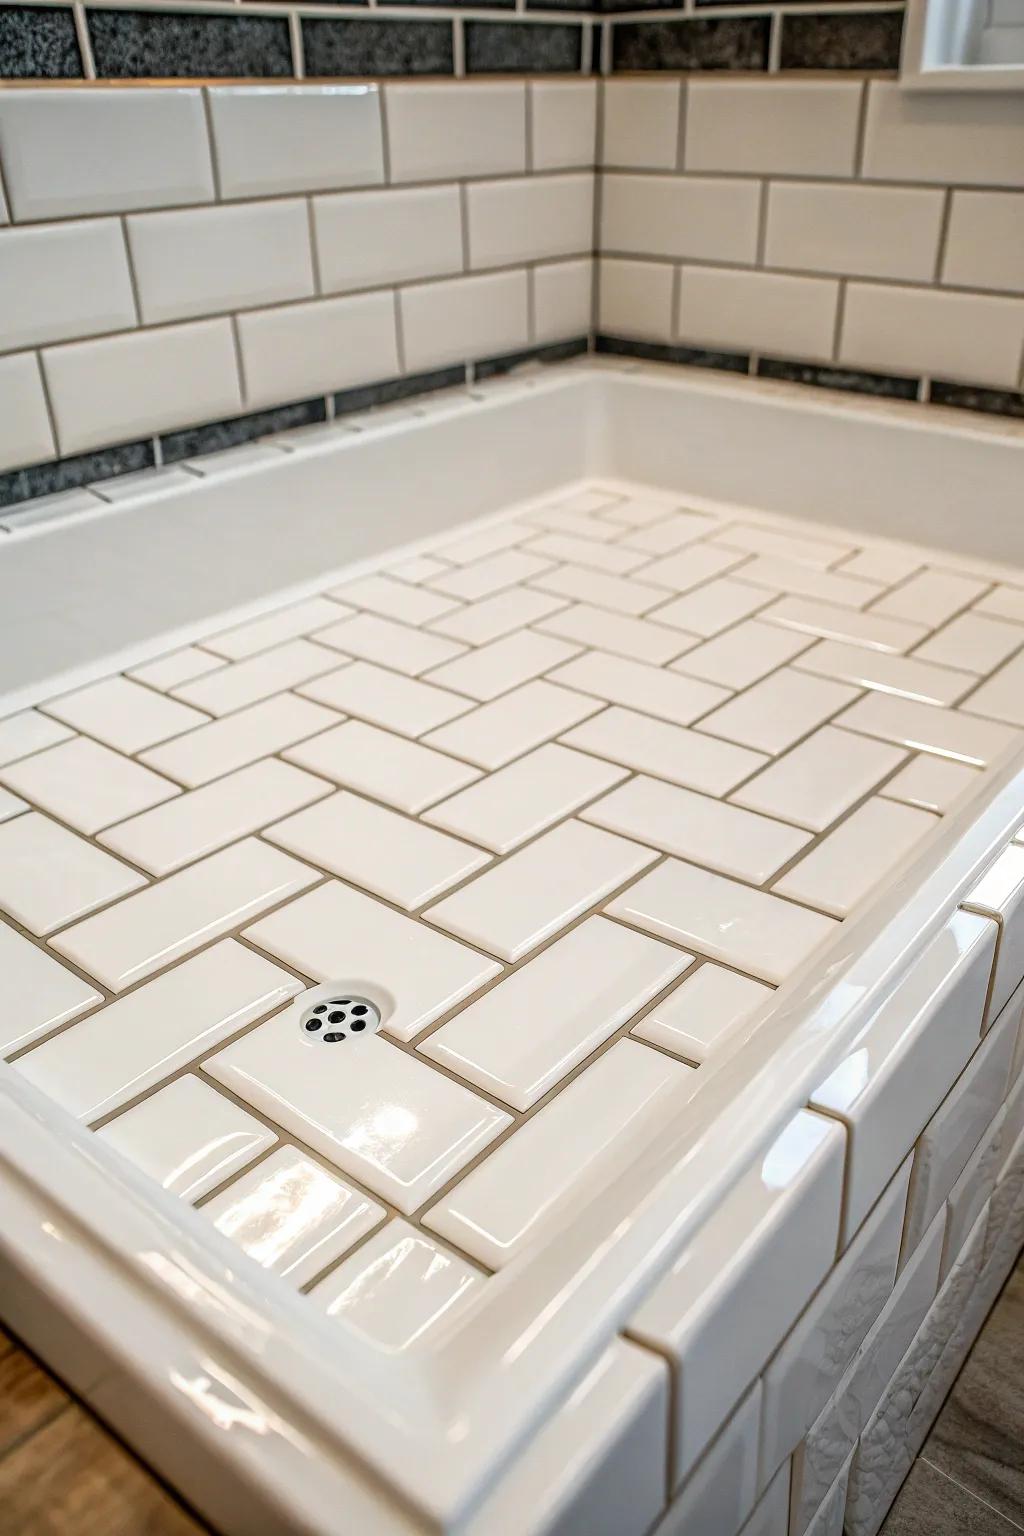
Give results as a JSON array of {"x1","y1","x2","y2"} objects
[{"x1": 2, "y1": 1254, "x2": 1022, "y2": 1535}]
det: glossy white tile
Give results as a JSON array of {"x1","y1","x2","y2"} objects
[
  {"x1": 284, "y1": 719, "x2": 479, "y2": 813},
  {"x1": 335, "y1": 573, "x2": 459, "y2": 627},
  {"x1": 794, "y1": 640, "x2": 977, "y2": 708},
  {"x1": 140, "y1": 693, "x2": 341, "y2": 788},
  {"x1": 424, "y1": 630, "x2": 579, "y2": 702},
  {"x1": 963, "y1": 843, "x2": 1024, "y2": 1018},
  {"x1": 0, "y1": 710, "x2": 74, "y2": 766},
  {"x1": 0, "y1": 921, "x2": 101, "y2": 1058},
  {"x1": 530, "y1": 563, "x2": 668, "y2": 618},
  {"x1": 314, "y1": 185, "x2": 463, "y2": 295},
  {"x1": 0, "y1": 217, "x2": 136, "y2": 352},
  {"x1": 913, "y1": 612, "x2": 1024, "y2": 675},
  {"x1": 537, "y1": 604, "x2": 691, "y2": 666},
  {"x1": 880, "y1": 754, "x2": 980, "y2": 815},
  {"x1": 961, "y1": 649, "x2": 1024, "y2": 728},
  {"x1": 632, "y1": 963, "x2": 773, "y2": 1064},
  {"x1": 775, "y1": 798, "x2": 937, "y2": 918},
  {"x1": 698, "y1": 668, "x2": 859, "y2": 756},
  {"x1": 423, "y1": 680, "x2": 603, "y2": 771},
  {"x1": 431, "y1": 588, "x2": 567, "y2": 646},
  {"x1": 531, "y1": 79, "x2": 597, "y2": 172},
  {"x1": 208, "y1": 85, "x2": 384, "y2": 199},
  {"x1": 549, "y1": 655, "x2": 727, "y2": 730},
  {"x1": 0, "y1": 812, "x2": 146, "y2": 935},
  {"x1": 299, "y1": 662, "x2": 470, "y2": 738},
  {"x1": 673, "y1": 620, "x2": 815, "y2": 691},
  {"x1": 172, "y1": 639, "x2": 340, "y2": 717},
  {"x1": 203, "y1": 597, "x2": 346, "y2": 661},
  {"x1": 468, "y1": 174, "x2": 593, "y2": 270},
  {"x1": 872, "y1": 570, "x2": 989, "y2": 629},
  {"x1": 650, "y1": 578, "x2": 771, "y2": 638},
  {"x1": 318, "y1": 611, "x2": 467, "y2": 674},
  {"x1": 0, "y1": 735, "x2": 180, "y2": 835},
  {"x1": 562, "y1": 707, "x2": 765, "y2": 796},
  {"x1": 654, "y1": 1381, "x2": 762, "y2": 1536},
  {"x1": 837, "y1": 692, "x2": 1020, "y2": 766},
  {"x1": 684, "y1": 79, "x2": 861, "y2": 178},
  {"x1": 619, "y1": 509, "x2": 721, "y2": 556},
  {"x1": 602, "y1": 79, "x2": 681, "y2": 170},
  {"x1": 385, "y1": 81, "x2": 526, "y2": 183},
  {"x1": 731, "y1": 727, "x2": 907, "y2": 833},
  {"x1": 523, "y1": 532, "x2": 648, "y2": 576},
  {"x1": 128, "y1": 648, "x2": 225, "y2": 693},
  {"x1": 760, "y1": 596, "x2": 928, "y2": 654},
  {"x1": 0, "y1": 788, "x2": 26, "y2": 822}
]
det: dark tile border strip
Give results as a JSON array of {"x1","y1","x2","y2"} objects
[
  {"x1": 595, "y1": 333, "x2": 750, "y2": 374},
  {"x1": 757, "y1": 356, "x2": 919, "y2": 402},
  {"x1": 0, "y1": 342, "x2": 589, "y2": 516}
]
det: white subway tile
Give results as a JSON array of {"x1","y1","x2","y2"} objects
[
  {"x1": 632, "y1": 962, "x2": 772, "y2": 1065},
  {"x1": 964, "y1": 843, "x2": 1024, "y2": 1019},
  {"x1": 43, "y1": 675, "x2": 206, "y2": 754},
  {"x1": 0, "y1": 922, "x2": 101, "y2": 1058},
  {"x1": 208, "y1": 85, "x2": 384, "y2": 199},
  {"x1": 775, "y1": 798, "x2": 937, "y2": 919},
  {"x1": 0, "y1": 812, "x2": 146, "y2": 937},
  {"x1": 764, "y1": 182, "x2": 945, "y2": 284},
  {"x1": 840, "y1": 283, "x2": 1024, "y2": 390},
  {"x1": 533, "y1": 258, "x2": 594, "y2": 343},
  {"x1": 962, "y1": 648, "x2": 1024, "y2": 728},
  {"x1": 127, "y1": 200, "x2": 314, "y2": 326},
  {"x1": 0, "y1": 219, "x2": 136, "y2": 352},
  {"x1": 0, "y1": 352, "x2": 54, "y2": 473},
  {"x1": 862, "y1": 80, "x2": 1024, "y2": 188},
  {"x1": 314, "y1": 185, "x2": 462, "y2": 296},
  {"x1": 662, "y1": 1384, "x2": 762, "y2": 1536},
  {"x1": 913, "y1": 612, "x2": 1024, "y2": 675},
  {"x1": 300, "y1": 662, "x2": 469, "y2": 738},
  {"x1": 424, "y1": 628, "x2": 577, "y2": 702},
  {"x1": 837, "y1": 691, "x2": 1020, "y2": 768},
  {"x1": 943, "y1": 191, "x2": 1024, "y2": 295},
  {"x1": 601, "y1": 174, "x2": 760, "y2": 265},
  {"x1": 386, "y1": 81, "x2": 526, "y2": 183},
  {"x1": 732, "y1": 726, "x2": 906, "y2": 835},
  {"x1": 531, "y1": 80, "x2": 597, "y2": 171},
  {"x1": 685, "y1": 80, "x2": 862, "y2": 178},
  {"x1": 0, "y1": 711, "x2": 73, "y2": 767},
  {"x1": 238, "y1": 290, "x2": 399, "y2": 410},
  {"x1": 678, "y1": 266, "x2": 840, "y2": 363},
  {"x1": 43, "y1": 319, "x2": 242, "y2": 457},
  {"x1": 565, "y1": 707, "x2": 762, "y2": 796},
  {"x1": 549, "y1": 652, "x2": 733, "y2": 731},
  {"x1": 0, "y1": 735, "x2": 179, "y2": 836},
  {"x1": 173, "y1": 639, "x2": 339, "y2": 717},
  {"x1": 286, "y1": 717, "x2": 478, "y2": 813},
  {"x1": 423, "y1": 679, "x2": 602, "y2": 771},
  {"x1": 400, "y1": 270, "x2": 529, "y2": 373},
  {"x1": 602, "y1": 80, "x2": 681, "y2": 171},
  {"x1": 598, "y1": 257, "x2": 674, "y2": 341},
  {"x1": 793, "y1": 639, "x2": 976, "y2": 708},
  {"x1": 0, "y1": 88, "x2": 215, "y2": 220},
  {"x1": 881, "y1": 755, "x2": 980, "y2": 816},
  {"x1": 468, "y1": 174, "x2": 593, "y2": 270}
]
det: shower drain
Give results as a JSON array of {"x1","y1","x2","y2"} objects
[{"x1": 297, "y1": 986, "x2": 382, "y2": 1044}]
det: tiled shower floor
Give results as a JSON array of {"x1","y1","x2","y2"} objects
[{"x1": 3, "y1": 480, "x2": 1024, "y2": 1341}]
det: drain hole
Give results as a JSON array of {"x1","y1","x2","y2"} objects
[{"x1": 298, "y1": 990, "x2": 382, "y2": 1045}]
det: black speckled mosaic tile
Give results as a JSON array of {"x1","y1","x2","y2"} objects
[
  {"x1": 611, "y1": 17, "x2": 770, "y2": 72},
  {"x1": 302, "y1": 17, "x2": 454, "y2": 77},
  {"x1": 474, "y1": 337, "x2": 589, "y2": 381},
  {"x1": 929, "y1": 381, "x2": 1024, "y2": 421},
  {"x1": 757, "y1": 357, "x2": 919, "y2": 401},
  {"x1": 779, "y1": 12, "x2": 904, "y2": 71},
  {"x1": 596, "y1": 334, "x2": 750, "y2": 374},
  {"x1": 0, "y1": 440, "x2": 154, "y2": 511},
  {"x1": 380, "y1": 0, "x2": 511, "y2": 6},
  {"x1": 334, "y1": 364, "x2": 468, "y2": 416},
  {"x1": 87, "y1": 9, "x2": 292, "y2": 79},
  {"x1": 160, "y1": 399, "x2": 327, "y2": 464},
  {"x1": 0, "y1": 4, "x2": 82, "y2": 79},
  {"x1": 465, "y1": 21, "x2": 583, "y2": 74}
]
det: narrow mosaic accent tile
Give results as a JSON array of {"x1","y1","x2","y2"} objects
[
  {"x1": 302, "y1": 18, "x2": 454, "y2": 78},
  {"x1": 465, "y1": 21, "x2": 583, "y2": 74},
  {"x1": 779, "y1": 12, "x2": 904, "y2": 71},
  {"x1": 335, "y1": 365, "x2": 467, "y2": 418},
  {"x1": 86, "y1": 8, "x2": 293, "y2": 78},
  {"x1": 930, "y1": 382, "x2": 1024, "y2": 422},
  {"x1": 0, "y1": 4, "x2": 82, "y2": 78},
  {"x1": 474, "y1": 338, "x2": 589, "y2": 382},
  {"x1": 0, "y1": 440, "x2": 155, "y2": 512},
  {"x1": 595, "y1": 335, "x2": 750, "y2": 376},
  {"x1": 160, "y1": 398, "x2": 327, "y2": 466},
  {"x1": 757, "y1": 358, "x2": 919, "y2": 404},
  {"x1": 611, "y1": 17, "x2": 770, "y2": 73}
]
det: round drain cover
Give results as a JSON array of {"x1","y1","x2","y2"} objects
[{"x1": 299, "y1": 991, "x2": 382, "y2": 1044}]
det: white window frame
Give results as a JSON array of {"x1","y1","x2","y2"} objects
[{"x1": 902, "y1": 0, "x2": 1024, "y2": 90}]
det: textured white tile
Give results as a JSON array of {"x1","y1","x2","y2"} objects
[
  {"x1": 0, "y1": 735, "x2": 179, "y2": 836},
  {"x1": 674, "y1": 619, "x2": 815, "y2": 691},
  {"x1": 98, "y1": 758, "x2": 331, "y2": 877},
  {"x1": 0, "y1": 921, "x2": 101, "y2": 1058},
  {"x1": 597, "y1": 257, "x2": 674, "y2": 342},
  {"x1": 315, "y1": 185, "x2": 463, "y2": 294},
  {"x1": 208, "y1": 85, "x2": 384, "y2": 199},
  {"x1": 0, "y1": 218, "x2": 136, "y2": 350},
  {"x1": 424, "y1": 630, "x2": 578, "y2": 702},
  {"x1": 423, "y1": 743, "x2": 627, "y2": 854},
  {"x1": 284, "y1": 719, "x2": 479, "y2": 812},
  {"x1": 600, "y1": 173, "x2": 760, "y2": 264},
  {"x1": 43, "y1": 319, "x2": 242, "y2": 458},
  {"x1": 685, "y1": 79, "x2": 862, "y2": 177},
  {"x1": 602, "y1": 80, "x2": 681, "y2": 170},
  {"x1": 96, "y1": 1075, "x2": 274, "y2": 1203},
  {"x1": 51, "y1": 839, "x2": 316, "y2": 993},
  {"x1": 313, "y1": 1219, "x2": 483, "y2": 1353},
  {"x1": 764, "y1": 182, "x2": 944, "y2": 283},
  {"x1": 427, "y1": 549, "x2": 551, "y2": 603},
  {"x1": 678, "y1": 266, "x2": 840, "y2": 364},
  {"x1": 632, "y1": 962, "x2": 772, "y2": 1064},
  {"x1": 422, "y1": 917, "x2": 688, "y2": 1111},
  {"x1": 43, "y1": 676, "x2": 207, "y2": 754},
  {"x1": 468, "y1": 174, "x2": 593, "y2": 268},
  {"x1": 265, "y1": 791, "x2": 489, "y2": 911},
  {"x1": 531, "y1": 80, "x2": 597, "y2": 171},
  {"x1": 961, "y1": 649, "x2": 1024, "y2": 728},
  {"x1": 583, "y1": 774, "x2": 810, "y2": 885},
  {"x1": 237, "y1": 290, "x2": 400, "y2": 410},
  {"x1": 204, "y1": 597, "x2": 345, "y2": 661},
  {"x1": 699, "y1": 668, "x2": 858, "y2": 756},
  {"x1": 547, "y1": 653, "x2": 726, "y2": 730},
  {"x1": 794, "y1": 640, "x2": 977, "y2": 708},
  {"x1": 15, "y1": 940, "x2": 299, "y2": 1123},
  {"x1": 401, "y1": 270, "x2": 529, "y2": 373},
  {"x1": 127, "y1": 199, "x2": 314, "y2": 325},
  {"x1": 564, "y1": 708, "x2": 766, "y2": 799},
  {"x1": 872, "y1": 570, "x2": 988, "y2": 629},
  {"x1": 775, "y1": 798, "x2": 938, "y2": 918},
  {"x1": 0, "y1": 812, "x2": 146, "y2": 936},
  {"x1": 128, "y1": 648, "x2": 225, "y2": 692},
  {"x1": 140, "y1": 693, "x2": 340, "y2": 788},
  {"x1": 861, "y1": 80, "x2": 1024, "y2": 189},
  {"x1": 425, "y1": 1039, "x2": 694, "y2": 1269},
  {"x1": 841, "y1": 284, "x2": 1024, "y2": 391},
  {"x1": 914, "y1": 612, "x2": 1024, "y2": 675},
  {"x1": 0, "y1": 88, "x2": 214, "y2": 220},
  {"x1": 0, "y1": 353, "x2": 54, "y2": 474},
  {"x1": 334, "y1": 573, "x2": 458, "y2": 626},
  {"x1": 172, "y1": 639, "x2": 340, "y2": 716},
  {"x1": 386, "y1": 81, "x2": 526, "y2": 183},
  {"x1": 760, "y1": 596, "x2": 928, "y2": 654},
  {"x1": 608, "y1": 859, "x2": 838, "y2": 985},
  {"x1": 537, "y1": 604, "x2": 690, "y2": 665},
  {"x1": 739, "y1": 557, "x2": 882, "y2": 610},
  {"x1": 206, "y1": 1016, "x2": 510, "y2": 1215},
  {"x1": 732, "y1": 727, "x2": 906, "y2": 833},
  {"x1": 425, "y1": 818, "x2": 658, "y2": 963},
  {"x1": 0, "y1": 710, "x2": 73, "y2": 767},
  {"x1": 244, "y1": 879, "x2": 500, "y2": 1043},
  {"x1": 318, "y1": 611, "x2": 467, "y2": 674},
  {"x1": 881, "y1": 754, "x2": 980, "y2": 815},
  {"x1": 650, "y1": 578, "x2": 771, "y2": 638},
  {"x1": 423, "y1": 680, "x2": 602, "y2": 771},
  {"x1": 837, "y1": 692, "x2": 1020, "y2": 767},
  {"x1": 202, "y1": 1146, "x2": 385, "y2": 1286},
  {"x1": 300, "y1": 662, "x2": 469, "y2": 737}
]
